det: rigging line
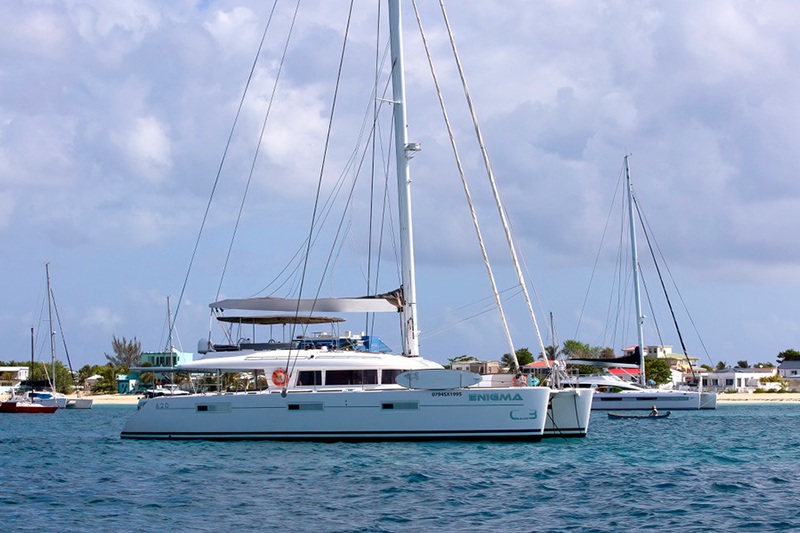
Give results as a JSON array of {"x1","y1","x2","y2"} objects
[
  {"x1": 319, "y1": 61, "x2": 395, "y2": 293},
  {"x1": 420, "y1": 285, "x2": 525, "y2": 340},
  {"x1": 634, "y1": 195, "x2": 697, "y2": 380},
  {"x1": 371, "y1": 119, "x2": 402, "y2": 344},
  {"x1": 286, "y1": 0, "x2": 356, "y2": 376},
  {"x1": 365, "y1": 4, "x2": 380, "y2": 337},
  {"x1": 420, "y1": 301, "x2": 504, "y2": 340},
  {"x1": 366, "y1": 0, "x2": 382, "y2": 328},
  {"x1": 412, "y1": 0, "x2": 517, "y2": 363},
  {"x1": 637, "y1": 195, "x2": 714, "y2": 366},
  {"x1": 501, "y1": 210, "x2": 554, "y2": 354},
  {"x1": 49, "y1": 290, "x2": 77, "y2": 387},
  {"x1": 369, "y1": 114, "x2": 390, "y2": 338},
  {"x1": 575, "y1": 160, "x2": 626, "y2": 339},
  {"x1": 255, "y1": 42, "x2": 393, "y2": 302},
  {"x1": 611, "y1": 194, "x2": 628, "y2": 348},
  {"x1": 639, "y1": 267, "x2": 665, "y2": 348},
  {"x1": 301, "y1": 40, "x2": 397, "y2": 346},
  {"x1": 436, "y1": 0, "x2": 547, "y2": 362},
  {"x1": 173, "y1": 0, "x2": 280, "y2": 342},
  {"x1": 305, "y1": 46, "x2": 396, "y2": 321},
  {"x1": 215, "y1": 0, "x2": 301, "y2": 302}
]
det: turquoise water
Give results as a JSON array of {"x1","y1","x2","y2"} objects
[{"x1": 1, "y1": 403, "x2": 798, "y2": 532}]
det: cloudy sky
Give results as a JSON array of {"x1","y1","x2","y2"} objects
[{"x1": 2, "y1": 0, "x2": 799, "y2": 370}]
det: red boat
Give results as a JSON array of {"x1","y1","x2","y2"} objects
[{"x1": 0, "y1": 398, "x2": 59, "y2": 414}]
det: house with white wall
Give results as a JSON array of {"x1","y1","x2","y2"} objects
[
  {"x1": 706, "y1": 366, "x2": 778, "y2": 392},
  {"x1": 0, "y1": 366, "x2": 29, "y2": 394}
]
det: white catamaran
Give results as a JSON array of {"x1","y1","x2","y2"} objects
[{"x1": 121, "y1": 1, "x2": 560, "y2": 441}]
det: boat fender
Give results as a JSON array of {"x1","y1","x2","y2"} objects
[{"x1": 272, "y1": 369, "x2": 288, "y2": 387}]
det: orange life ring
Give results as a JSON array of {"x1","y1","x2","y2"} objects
[
  {"x1": 272, "y1": 369, "x2": 288, "y2": 387},
  {"x1": 512, "y1": 374, "x2": 527, "y2": 387}
]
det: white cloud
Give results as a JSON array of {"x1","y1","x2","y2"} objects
[
  {"x1": 81, "y1": 306, "x2": 122, "y2": 330},
  {"x1": 113, "y1": 115, "x2": 173, "y2": 183}
]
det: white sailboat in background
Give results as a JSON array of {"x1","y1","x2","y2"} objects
[
  {"x1": 29, "y1": 263, "x2": 93, "y2": 410},
  {"x1": 568, "y1": 156, "x2": 716, "y2": 410},
  {"x1": 122, "y1": 1, "x2": 554, "y2": 441}
]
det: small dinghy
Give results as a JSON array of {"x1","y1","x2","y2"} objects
[{"x1": 608, "y1": 411, "x2": 671, "y2": 419}]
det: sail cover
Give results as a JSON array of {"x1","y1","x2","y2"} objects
[
  {"x1": 568, "y1": 348, "x2": 642, "y2": 368},
  {"x1": 211, "y1": 289, "x2": 403, "y2": 314}
]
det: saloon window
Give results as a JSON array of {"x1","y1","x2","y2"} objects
[
  {"x1": 296, "y1": 370, "x2": 322, "y2": 386},
  {"x1": 325, "y1": 370, "x2": 378, "y2": 386},
  {"x1": 381, "y1": 369, "x2": 404, "y2": 385}
]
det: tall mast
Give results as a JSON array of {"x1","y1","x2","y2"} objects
[
  {"x1": 388, "y1": 0, "x2": 419, "y2": 356},
  {"x1": 625, "y1": 156, "x2": 646, "y2": 385},
  {"x1": 45, "y1": 262, "x2": 56, "y2": 392}
]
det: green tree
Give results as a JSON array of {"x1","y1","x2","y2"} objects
[
  {"x1": 561, "y1": 339, "x2": 611, "y2": 359},
  {"x1": 515, "y1": 348, "x2": 534, "y2": 366},
  {"x1": 500, "y1": 353, "x2": 516, "y2": 372},
  {"x1": 777, "y1": 349, "x2": 800, "y2": 363},
  {"x1": 500, "y1": 348, "x2": 535, "y2": 373},
  {"x1": 92, "y1": 364, "x2": 118, "y2": 394},
  {"x1": 542, "y1": 344, "x2": 559, "y2": 360},
  {"x1": 599, "y1": 347, "x2": 616, "y2": 358},
  {"x1": 715, "y1": 361, "x2": 726, "y2": 370},
  {"x1": 24, "y1": 360, "x2": 73, "y2": 394},
  {"x1": 736, "y1": 360, "x2": 749, "y2": 369},
  {"x1": 562, "y1": 339, "x2": 592, "y2": 359},
  {"x1": 644, "y1": 358, "x2": 672, "y2": 386},
  {"x1": 77, "y1": 364, "x2": 94, "y2": 383},
  {"x1": 700, "y1": 364, "x2": 713, "y2": 371},
  {"x1": 139, "y1": 362, "x2": 155, "y2": 389},
  {"x1": 104, "y1": 336, "x2": 142, "y2": 372}
]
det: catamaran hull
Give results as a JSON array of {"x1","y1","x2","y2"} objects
[
  {"x1": 65, "y1": 398, "x2": 93, "y2": 409},
  {"x1": 544, "y1": 389, "x2": 594, "y2": 438},
  {"x1": 0, "y1": 401, "x2": 58, "y2": 413},
  {"x1": 591, "y1": 390, "x2": 717, "y2": 410},
  {"x1": 120, "y1": 387, "x2": 551, "y2": 441}
]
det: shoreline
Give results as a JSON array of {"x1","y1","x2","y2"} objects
[
  {"x1": 4, "y1": 392, "x2": 800, "y2": 406},
  {"x1": 715, "y1": 392, "x2": 800, "y2": 402}
]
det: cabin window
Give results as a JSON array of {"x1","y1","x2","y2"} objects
[
  {"x1": 288, "y1": 403, "x2": 324, "y2": 411},
  {"x1": 297, "y1": 370, "x2": 322, "y2": 386},
  {"x1": 381, "y1": 369, "x2": 404, "y2": 385},
  {"x1": 196, "y1": 403, "x2": 231, "y2": 413},
  {"x1": 382, "y1": 402, "x2": 418, "y2": 410},
  {"x1": 325, "y1": 369, "x2": 379, "y2": 386}
]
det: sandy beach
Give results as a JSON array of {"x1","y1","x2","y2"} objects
[{"x1": 715, "y1": 392, "x2": 800, "y2": 402}]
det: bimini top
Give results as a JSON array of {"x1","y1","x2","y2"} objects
[
  {"x1": 211, "y1": 288, "x2": 403, "y2": 314},
  {"x1": 216, "y1": 315, "x2": 346, "y2": 325}
]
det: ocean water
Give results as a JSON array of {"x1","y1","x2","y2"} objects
[{"x1": 1, "y1": 403, "x2": 799, "y2": 532}]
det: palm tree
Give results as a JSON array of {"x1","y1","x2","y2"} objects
[
  {"x1": 93, "y1": 364, "x2": 118, "y2": 394},
  {"x1": 501, "y1": 353, "x2": 517, "y2": 373}
]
